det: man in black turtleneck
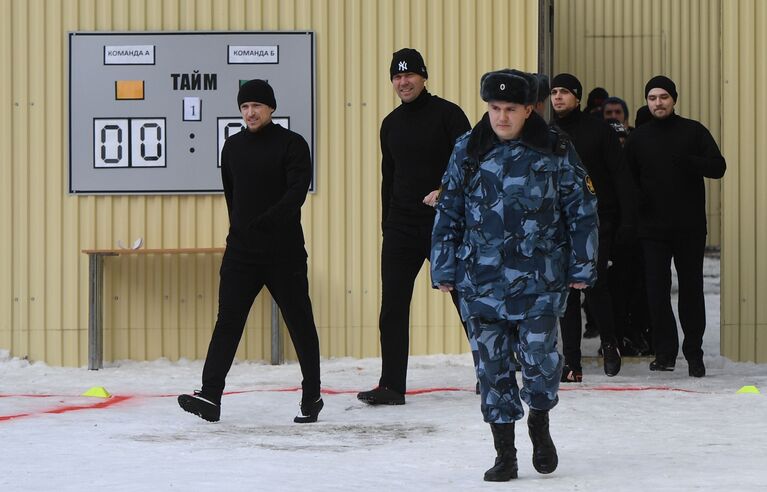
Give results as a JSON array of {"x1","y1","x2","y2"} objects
[
  {"x1": 178, "y1": 79, "x2": 322, "y2": 423},
  {"x1": 550, "y1": 73, "x2": 632, "y2": 381},
  {"x1": 357, "y1": 48, "x2": 471, "y2": 405},
  {"x1": 623, "y1": 76, "x2": 726, "y2": 377}
]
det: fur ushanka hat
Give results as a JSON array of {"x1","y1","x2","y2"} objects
[{"x1": 480, "y1": 69, "x2": 539, "y2": 105}]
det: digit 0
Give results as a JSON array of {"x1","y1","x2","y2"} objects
[
  {"x1": 224, "y1": 122, "x2": 244, "y2": 139},
  {"x1": 140, "y1": 122, "x2": 162, "y2": 161},
  {"x1": 100, "y1": 125, "x2": 123, "y2": 164}
]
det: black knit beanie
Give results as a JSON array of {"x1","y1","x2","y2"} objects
[
  {"x1": 390, "y1": 48, "x2": 428, "y2": 80},
  {"x1": 644, "y1": 75, "x2": 678, "y2": 102},
  {"x1": 535, "y1": 73, "x2": 550, "y2": 103},
  {"x1": 635, "y1": 105, "x2": 652, "y2": 127},
  {"x1": 551, "y1": 73, "x2": 583, "y2": 101},
  {"x1": 585, "y1": 87, "x2": 609, "y2": 112},
  {"x1": 237, "y1": 79, "x2": 276, "y2": 110}
]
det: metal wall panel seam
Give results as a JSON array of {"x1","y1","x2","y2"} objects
[
  {"x1": 0, "y1": 0, "x2": 13, "y2": 353},
  {"x1": 720, "y1": 1, "x2": 741, "y2": 360},
  {"x1": 44, "y1": 0, "x2": 64, "y2": 365},
  {"x1": 753, "y1": 0, "x2": 767, "y2": 362},
  {"x1": 11, "y1": 0, "x2": 30, "y2": 359}
]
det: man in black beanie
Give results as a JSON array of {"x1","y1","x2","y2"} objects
[
  {"x1": 357, "y1": 48, "x2": 472, "y2": 405},
  {"x1": 534, "y1": 73, "x2": 550, "y2": 116},
  {"x1": 550, "y1": 72, "x2": 635, "y2": 381},
  {"x1": 584, "y1": 87, "x2": 609, "y2": 116},
  {"x1": 178, "y1": 79, "x2": 323, "y2": 423},
  {"x1": 635, "y1": 105, "x2": 652, "y2": 127},
  {"x1": 623, "y1": 75, "x2": 726, "y2": 377}
]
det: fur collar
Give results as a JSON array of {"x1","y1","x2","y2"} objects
[{"x1": 466, "y1": 110, "x2": 552, "y2": 162}]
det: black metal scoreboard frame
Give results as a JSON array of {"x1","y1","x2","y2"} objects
[{"x1": 68, "y1": 31, "x2": 316, "y2": 194}]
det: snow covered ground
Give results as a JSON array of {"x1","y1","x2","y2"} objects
[{"x1": 2, "y1": 254, "x2": 766, "y2": 491}]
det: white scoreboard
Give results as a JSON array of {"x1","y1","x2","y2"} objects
[{"x1": 69, "y1": 32, "x2": 315, "y2": 194}]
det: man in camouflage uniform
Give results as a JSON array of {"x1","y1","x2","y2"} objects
[{"x1": 431, "y1": 69, "x2": 598, "y2": 482}]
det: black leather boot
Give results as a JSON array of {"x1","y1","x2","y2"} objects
[
  {"x1": 484, "y1": 423, "x2": 518, "y2": 481},
  {"x1": 527, "y1": 409, "x2": 558, "y2": 474}
]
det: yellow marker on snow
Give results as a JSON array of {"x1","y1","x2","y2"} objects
[
  {"x1": 736, "y1": 385, "x2": 761, "y2": 395},
  {"x1": 82, "y1": 386, "x2": 112, "y2": 398}
]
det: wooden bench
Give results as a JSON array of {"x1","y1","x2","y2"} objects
[{"x1": 81, "y1": 248, "x2": 282, "y2": 370}]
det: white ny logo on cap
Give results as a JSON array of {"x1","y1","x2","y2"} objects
[
  {"x1": 500, "y1": 83, "x2": 506, "y2": 90},
  {"x1": 399, "y1": 61, "x2": 407, "y2": 71}
]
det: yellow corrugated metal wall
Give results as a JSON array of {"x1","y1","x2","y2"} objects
[
  {"x1": 721, "y1": 1, "x2": 767, "y2": 363},
  {"x1": 553, "y1": 0, "x2": 722, "y2": 247},
  {"x1": 0, "y1": 0, "x2": 539, "y2": 366}
]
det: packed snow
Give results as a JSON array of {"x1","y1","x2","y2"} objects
[{"x1": 1, "y1": 254, "x2": 766, "y2": 491}]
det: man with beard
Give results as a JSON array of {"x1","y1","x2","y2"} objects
[{"x1": 623, "y1": 75, "x2": 726, "y2": 377}]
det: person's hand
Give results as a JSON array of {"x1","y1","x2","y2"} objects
[
  {"x1": 438, "y1": 284, "x2": 454, "y2": 292},
  {"x1": 423, "y1": 190, "x2": 441, "y2": 208},
  {"x1": 569, "y1": 282, "x2": 587, "y2": 290}
]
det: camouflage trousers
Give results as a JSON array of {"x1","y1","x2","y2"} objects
[{"x1": 467, "y1": 315, "x2": 562, "y2": 423}]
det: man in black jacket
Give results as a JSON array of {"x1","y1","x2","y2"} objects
[
  {"x1": 178, "y1": 79, "x2": 322, "y2": 422},
  {"x1": 623, "y1": 76, "x2": 726, "y2": 377},
  {"x1": 357, "y1": 48, "x2": 472, "y2": 405},
  {"x1": 550, "y1": 73, "x2": 632, "y2": 381}
]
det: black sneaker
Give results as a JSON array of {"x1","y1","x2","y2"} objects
[
  {"x1": 178, "y1": 391, "x2": 220, "y2": 422},
  {"x1": 602, "y1": 343, "x2": 622, "y2": 377},
  {"x1": 688, "y1": 359, "x2": 706, "y2": 378},
  {"x1": 561, "y1": 365, "x2": 583, "y2": 383},
  {"x1": 294, "y1": 397, "x2": 324, "y2": 423},
  {"x1": 356, "y1": 386, "x2": 405, "y2": 405},
  {"x1": 649, "y1": 359, "x2": 676, "y2": 371}
]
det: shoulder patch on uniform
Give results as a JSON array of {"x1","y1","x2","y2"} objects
[{"x1": 584, "y1": 175, "x2": 596, "y2": 195}]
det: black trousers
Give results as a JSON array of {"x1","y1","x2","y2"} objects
[
  {"x1": 560, "y1": 225, "x2": 616, "y2": 370},
  {"x1": 201, "y1": 252, "x2": 321, "y2": 404},
  {"x1": 610, "y1": 242, "x2": 652, "y2": 351},
  {"x1": 642, "y1": 234, "x2": 706, "y2": 363},
  {"x1": 379, "y1": 222, "x2": 470, "y2": 394}
]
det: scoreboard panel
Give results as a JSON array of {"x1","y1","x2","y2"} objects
[{"x1": 69, "y1": 31, "x2": 315, "y2": 194}]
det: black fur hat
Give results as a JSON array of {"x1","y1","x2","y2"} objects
[{"x1": 480, "y1": 69, "x2": 538, "y2": 105}]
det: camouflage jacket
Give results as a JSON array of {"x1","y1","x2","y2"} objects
[{"x1": 430, "y1": 112, "x2": 598, "y2": 321}]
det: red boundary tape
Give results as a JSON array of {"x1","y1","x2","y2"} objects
[
  {"x1": 0, "y1": 384, "x2": 707, "y2": 423},
  {"x1": 0, "y1": 395, "x2": 133, "y2": 422}
]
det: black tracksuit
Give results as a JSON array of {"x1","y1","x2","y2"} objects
[
  {"x1": 623, "y1": 112, "x2": 725, "y2": 364},
  {"x1": 378, "y1": 89, "x2": 471, "y2": 394},
  {"x1": 553, "y1": 108, "x2": 631, "y2": 369},
  {"x1": 201, "y1": 122, "x2": 320, "y2": 405}
]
